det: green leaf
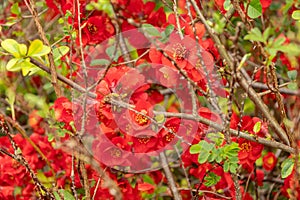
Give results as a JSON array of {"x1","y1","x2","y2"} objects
[
  {"x1": 287, "y1": 70, "x2": 298, "y2": 80},
  {"x1": 223, "y1": 160, "x2": 230, "y2": 172},
  {"x1": 6, "y1": 58, "x2": 22, "y2": 71},
  {"x1": 59, "y1": 189, "x2": 75, "y2": 200},
  {"x1": 19, "y1": 44, "x2": 27, "y2": 56},
  {"x1": 106, "y1": 45, "x2": 121, "y2": 61},
  {"x1": 27, "y1": 39, "x2": 50, "y2": 57},
  {"x1": 204, "y1": 172, "x2": 221, "y2": 187},
  {"x1": 197, "y1": 141, "x2": 214, "y2": 164},
  {"x1": 247, "y1": 0, "x2": 262, "y2": 19},
  {"x1": 20, "y1": 60, "x2": 40, "y2": 76},
  {"x1": 292, "y1": 10, "x2": 300, "y2": 20},
  {"x1": 142, "y1": 174, "x2": 155, "y2": 185},
  {"x1": 11, "y1": 3, "x2": 21, "y2": 16},
  {"x1": 198, "y1": 150, "x2": 210, "y2": 164},
  {"x1": 48, "y1": 133, "x2": 54, "y2": 142},
  {"x1": 6, "y1": 87, "x2": 15, "y2": 120},
  {"x1": 164, "y1": 25, "x2": 174, "y2": 37},
  {"x1": 207, "y1": 148, "x2": 218, "y2": 162},
  {"x1": 154, "y1": 114, "x2": 165, "y2": 124},
  {"x1": 253, "y1": 121, "x2": 261, "y2": 133},
  {"x1": 223, "y1": 142, "x2": 239, "y2": 157},
  {"x1": 272, "y1": 37, "x2": 286, "y2": 48},
  {"x1": 223, "y1": 0, "x2": 232, "y2": 11},
  {"x1": 287, "y1": 82, "x2": 298, "y2": 90},
  {"x1": 283, "y1": 0, "x2": 293, "y2": 14},
  {"x1": 279, "y1": 44, "x2": 300, "y2": 56},
  {"x1": 207, "y1": 132, "x2": 224, "y2": 146},
  {"x1": 281, "y1": 158, "x2": 294, "y2": 178},
  {"x1": 160, "y1": 25, "x2": 174, "y2": 43},
  {"x1": 1, "y1": 39, "x2": 22, "y2": 58},
  {"x1": 27, "y1": 40, "x2": 43, "y2": 56},
  {"x1": 90, "y1": 59, "x2": 110, "y2": 66},
  {"x1": 53, "y1": 46, "x2": 69, "y2": 61},
  {"x1": 142, "y1": 24, "x2": 161, "y2": 37},
  {"x1": 190, "y1": 144, "x2": 201, "y2": 154},
  {"x1": 263, "y1": 27, "x2": 272, "y2": 43},
  {"x1": 229, "y1": 163, "x2": 238, "y2": 173},
  {"x1": 244, "y1": 28, "x2": 264, "y2": 43}
]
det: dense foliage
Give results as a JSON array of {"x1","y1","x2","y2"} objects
[{"x1": 0, "y1": 0, "x2": 300, "y2": 199}]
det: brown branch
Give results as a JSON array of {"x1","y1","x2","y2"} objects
[
  {"x1": 56, "y1": 138, "x2": 123, "y2": 200},
  {"x1": 0, "y1": 118, "x2": 55, "y2": 199},
  {"x1": 156, "y1": 111, "x2": 295, "y2": 154},
  {"x1": 0, "y1": 111, "x2": 56, "y2": 175},
  {"x1": 24, "y1": 0, "x2": 61, "y2": 97},
  {"x1": 30, "y1": 57, "x2": 295, "y2": 154},
  {"x1": 188, "y1": 0, "x2": 290, "y2": 146},
  {"x1": 160, "y1": 152, "x2": 182, "y2": 200}
]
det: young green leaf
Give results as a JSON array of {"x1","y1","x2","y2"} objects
[
  {"x1": 11, "y1": 3, "x2": 21, "y2": 16},
  {"x1": 244, "y1": 28, "x2": 264, "y2": 43},
  {"x1": 287, "y1": 82, "x2": 298, "y2": 90},
  {"x1": 281, "y1": 158, "x2": 294, "y2": 178},
  {"x1": 53, "y1": 46, "x2": 70, "y2": 61},
  {"x1": 223, "y1": 0, "x2": 232, "y2": 11},
  {"x1": 6, "y1": 58, "x2": 22, "y2": 71},
  {"x1": 1, "y1": 39, "x2": 23, "y2": 58},
  {"x1": 28, "y1": 39, "x2": 50, "y2": 57},
  {"x1": 262, "y1": 27, "x2": 272, "y2": 43},
  {"x1": 190, "y1": 144, "x2": 201, "y2": 154},
  {"x1": 20, "y1": 60, "x2": 40, "y2": 76},
  {"x1": 198, "y1": 150, "x2": 210, "y2": 164},
  {"x1": 204, "y1": 172, "x2": 221, "y2": 187},
  {"x1": 287, "y1": 70, "x2": 298, "y2": 81},
  {"x1": 292, "y1": 10, "x2": 300, "y2": 20},
  {"x1": 90, "y1": 59, "x2": 110, "y2": 66},
  {"x1": 253, "y1": 121, "x2": 261, "y2": 134},
  {"x1": 142, "y1": 24, "x2": 161, "y2": 37},
  {"x1": 27, "y1": 40, "x2": 43, "y2": 56},
  {"x1": 247, "y1": 0, "x2": 262, "y2": 19}
]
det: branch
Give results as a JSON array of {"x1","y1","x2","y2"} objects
[
  {"x1": 160, "y1": 152, "x2": 182, "y2": 200},
  {"x1": 24, "y1": 0, "x2": 61, "y2": 97},
  {"x1": 188, "y1": 0, "x2": 290, "y2": 146},
  {"x1": 157, "y1": 111, "x2": 295, "y2": 154},
  {"x1": 30, "y1": 57, "x2": 295, "y2": 154}
]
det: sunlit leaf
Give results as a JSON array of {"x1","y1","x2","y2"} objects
[
  {"x1": 142, "y1": 24, "x2": 161, "y2": 37},
  {"x1": 6, "y1": 58, "x2": 22, "y2": 71},
  {"x1": 1, "y1": 39, "x2": 21, "y2": 58},
  {"x1": 204, "y1": 172, "x2": 221, "y2": 187},
  {"x1": 247, "y1": 0, "x2": 262, "y2": 19},
  {"x1": 253, "y1": 121, "x2": 261, "y2": 133},
  {"x1": 281, "y1": 158, "x2": 294, "y2": 178},
  {"x1": 53, "y1": 46, "x2": 69, "y2": 61},
  {"x1": 292, "y1": 10, "x2": 300, "y2": 20},
  {"x1": 244, "y1": 27, "x2": 264, "y2": 42}
]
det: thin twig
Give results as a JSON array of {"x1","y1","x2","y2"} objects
[
  {"x1": 160, "y1": 152, "x2": 182, "y2": 200},
  {"x1": 24, "y1": 0, "x2": 61, "y2": 97},
  {"x1": 188, "y1": 0, "x2": 290, "y2": 146},
  {"x1": 30, "y1": 54, "x2": 295, "y2": 154}
]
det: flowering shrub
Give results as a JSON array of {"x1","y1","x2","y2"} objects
[{"x1": 0, "y1": 0, "x2": 300, "y2": 199}]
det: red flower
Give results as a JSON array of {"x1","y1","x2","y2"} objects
[
  {"x1": 262, "y1": 152, "x2": 277, "y2": 171},
  {"x1": 93, "y1": 136, "x2": 132, "y2": 167},
  {"x1": 79, "y1": 15, "x2": 115, "y2": 45},
  {"x1": 157, "y1": 118, "x2": 180, "y2": 148},
  {"x1": 251, "y1": 169, "x2": 264, "y2": 186},
  {"x1": 281, "y1": 170, "x2": 300, "y2": 198},
  {"x1": 238, "y1": 139, "x2": 264, "y2": 172},
  {"x1": 131, "y1": 130, "x2": 158, "y2": 153},
  {"x1": 52, "y1": 97, "x2": 74, "y2": 131},
  {"x1": 28, "y1": 110, "x2": 45, "y2": 135}
]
